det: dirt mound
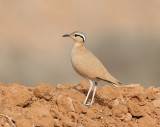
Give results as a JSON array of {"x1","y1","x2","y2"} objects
[{"x1": 0, "y1": 81, "x2": 160, "y2": 127}]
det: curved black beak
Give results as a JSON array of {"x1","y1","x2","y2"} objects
[{"x1": 62, "y1": 34, "x2": 70, "y2": 37}]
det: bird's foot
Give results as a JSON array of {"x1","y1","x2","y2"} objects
[{"x1": 83, "y1": 102, "x2": 93, "y2": 107}]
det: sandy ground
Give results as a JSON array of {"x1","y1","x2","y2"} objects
[{"x1": 0, "y1": 81, "x2": 160, "y2": 127}]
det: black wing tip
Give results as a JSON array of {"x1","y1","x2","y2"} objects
[
  {"x1": 96, "y1": 77, "x2": 122, "y2": 86},
  {"x1": 96, "y1": 77, "x2": 114, "y2": 84}
]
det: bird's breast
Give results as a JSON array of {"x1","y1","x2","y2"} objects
[
  {"x1": 71, "y1": 45, "x2": 107, "y2": 81},
  {"x1": 71, "y1": 46, "x2": 87, "y2": 77}
]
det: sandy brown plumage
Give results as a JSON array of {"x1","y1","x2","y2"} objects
[
  {"x1": 71, "y1": 43, "x2": 121, "y2": 86},
  {"x1": 62, "y1": 31, "x2": 121, "y2": 107}
]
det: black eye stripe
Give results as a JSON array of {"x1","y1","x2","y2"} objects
[
  {"x1": 74, "y1": 34, "x2": 85, "y2": 42},
  {"x1": 75, "y1": 34, "x2": 80, "y2": 37}
]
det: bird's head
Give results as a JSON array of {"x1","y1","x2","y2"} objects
[{"x1": 62, "y1": 31, "x2": 86, "y2": 43}]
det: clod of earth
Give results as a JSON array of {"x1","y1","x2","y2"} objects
[{"x1": 0, "y1": 81, "x2": 160, "y2": 127}]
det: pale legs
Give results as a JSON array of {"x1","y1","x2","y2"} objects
[
  {"x1": 83, "y1": 80, "x2": 97, "y2": 107},
  {"x1": 83, "y1": 80, "x2": 93, "y2": 105}
]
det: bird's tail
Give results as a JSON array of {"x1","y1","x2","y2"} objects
[{"x1": 96, "y1": 77, "x2": 121, "y2": 87}]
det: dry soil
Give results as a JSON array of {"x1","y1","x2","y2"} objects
[{"x1": 0, "y1": 81, "x2": 160, "y2": 127}]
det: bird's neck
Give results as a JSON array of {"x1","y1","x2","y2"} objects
[{"x1": 74, "y1": 42, "x2": 84, "y2": 48}]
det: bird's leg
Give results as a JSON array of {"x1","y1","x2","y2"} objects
[
  {"x1": 83, "y1": 80, "x2": 93, "y2": 105},
  {"x1": 88, "y1": 82, "x2": 97, "y2": 107}
]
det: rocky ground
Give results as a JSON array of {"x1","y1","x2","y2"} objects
[{"x1": 0, "y1": 81, "x2": 160, "y2": 127}]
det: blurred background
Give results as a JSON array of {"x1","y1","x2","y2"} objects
[{"x1": 0, "y1": 0, "x2": 160, "y2": 87}]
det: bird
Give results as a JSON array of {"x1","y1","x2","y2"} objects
[{"x1": 62, "y1": 31, "x2": 121, "y2": 107}]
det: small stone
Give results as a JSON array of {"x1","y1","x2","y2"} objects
[
  {"x1": 114, "y1": 99, "x2": 119, "y2": 106},
  {"x1": 112, "y1": 104, "x2": 128, "y2": 117},
  {"x1": 125, "y1": 113, "x2": 132, "y2": 121},
  {"x1": 146, "y1": 89, "x2": 156, "y2": 100},
  {"x1": 153, "y1": 98, "x2": 160, "y2": 108},
  {"x1": 34, "y1": 83, "x2": 55, "y2": 100},
  {"x1": 138, "y1": 114, "x2": 156, "y2": 127},
  {"x1": 127, "y1": 101, "x2": 145, "y2": 117},
  {"x1": 62, "y1": 119, "x2": 76, "y2": 127},
  {"x1": 57, "y1": 95, "x2": 75, "y2": 113}
]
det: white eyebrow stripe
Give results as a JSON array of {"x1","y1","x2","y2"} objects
[{"x1": 76, "y1": 33, "x2": 86, "y2": 42}]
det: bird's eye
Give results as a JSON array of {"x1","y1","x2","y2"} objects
[{"x1": 74, "y1": 34, "x2": 78, "y2": 37}]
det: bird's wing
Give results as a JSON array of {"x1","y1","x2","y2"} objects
[{"x1": 71, "y1": 47, "x2": 120, "y2": 85}]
